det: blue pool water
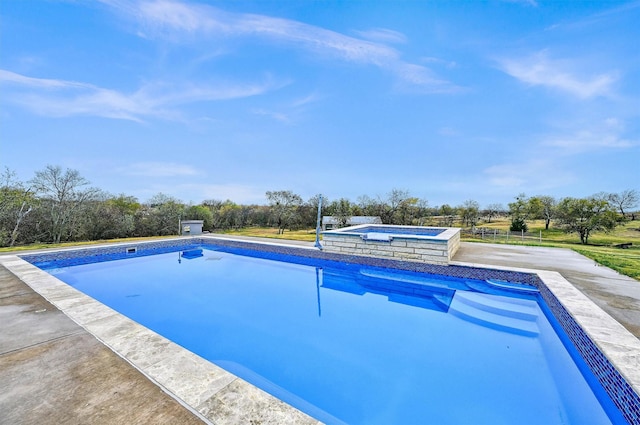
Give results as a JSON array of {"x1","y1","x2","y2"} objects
[
  {"x1": 337, "y1": 225, "x2": 444, "y2": 237},
  {"x1": 35, "y1": 245, "x2": 625, "y2": 424}
]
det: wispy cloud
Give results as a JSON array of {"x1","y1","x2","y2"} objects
[
  {"x1": 498, "y1": 51, "x2": 617, "y2": 98},
  {"x1": 124, "y1": 162, "x2": 202, "y2": 177},
  {"x1": 250, "y1": 92, "x2": 324, "y2": 124},
  {"x1": 422, "y1": 57, "x2": 457, "y2": 69},
  {"x1": 251, "y1": 108, "x2": 291, "y2": 124},
  {"x1": 103, "y1": 0, "x2": 460, "y2": 93},
  {"x1": 353, "y1": 28, "x2": 407, "y2": 44},
  {"x1": 545, "y1": 1, "x2": 640, "y2": 31},
  {"x1": 290, "y1": 93, "x2": 322, "y2": 108},
  {"x1": 0, "y1": 69, "x2": 93, "y2": 90},
  {"x1": 0, "y1": 69, "x2": 282, "y2": 121},
  {"x1": 541, "y1": 118, "x2": 637, "y2": 153}
]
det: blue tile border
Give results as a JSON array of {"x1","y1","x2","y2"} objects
[
  {"x1": 538, "y1": 282, "x2": 640, "y2": 425},
  {"x1": 19, "y1": 236, "x2": 640, "y2": 424}
]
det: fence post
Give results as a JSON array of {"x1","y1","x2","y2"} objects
[
  {"x1": 494, "y1": 229, "x2": 496, "y2": 241},
  {"x1": 521, "y1": 230, "x2": 524, "y2": 241},
  {"x1": 507, "y1": 231, "x2": 509, "y2": 241},
  {"x1": 539, "y1": 230, "x2": 542, "y2": 243}
]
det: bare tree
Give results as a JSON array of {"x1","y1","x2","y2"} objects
[
  {"x1": 537, "y1": 196, "x2": 557, "y2": 230},
  {"x1": 357, "y1": 195, "x2": 384, "y2": 218},
  {"x1": 608, "y1": 189, "x2": 639, "y2": 219},
  {"x1": 459, "y1": 200, "x2": 480, "y2": 228},
  {"x1": 30, "y1": 165, "x2": 99, "y2": 243},
  {"x1": 385, "y1": 189, "x2": 409, "y2": 224},
  {"x1": 483, "y1": 203, "x2": 504, "y2": 223}
]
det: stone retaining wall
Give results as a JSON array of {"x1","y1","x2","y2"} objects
[{"x1": 322, "y1": 230, "x2": 460, "y2": 264}]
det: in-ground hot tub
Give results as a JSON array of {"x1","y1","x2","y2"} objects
[{"x1": 321, "y1": 224, "x2": 461, "y2": 264}]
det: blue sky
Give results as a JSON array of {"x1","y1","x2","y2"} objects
[{"x1": 1, "y1": 0, "x2": 638, "y2": 207}]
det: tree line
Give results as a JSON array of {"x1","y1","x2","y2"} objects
[{"x1": 1, "y1": 165, "x2": 637, "y2": 247}]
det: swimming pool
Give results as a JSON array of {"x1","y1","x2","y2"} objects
[{"x1": 24, "y1": 241, "x2": 630, "y2": 424}]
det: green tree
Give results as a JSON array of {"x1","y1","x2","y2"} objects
[
  {"x1": 459, "y1": 200, "x2": 480, "y2": 228},
  {"x1": 332, "y1": 198, "x2": 353, "y2": 228},
  {"x1": 184, "y1": 205, "x2": 214, "y2": 230},
  {"x1": 102, "y1": 194, "x2": 140, "y2": 238},
  {"x1": 76, "y1": 192, "x2": 123, "y2": 240},
  {"x1": 555, "y1": 197, "x2": 619, "y2": 244},
  {"x1": 535, "y1": 196, "x2": 557, "y2": 230},
  {"x1": 395, "y1": 197, "x2": 423, "y2": 225},
  {"x1": 136, "y1": 193, "x2": 185, "y2": 236},
  {"x1": 439, "y1": 204, "x2": 456, "y2": 226},
  {"x1": 0, "y1": 168, "x2": 36, "y2": 246},
  {"x1": 508, "y1": 193, "x2": 530, "y2": 232},
  {"x1": 109, "y1": 194, "x2": 141, "y2": 216},
  {"x1": 299, "y1": 194, "x2": 326, "y2": 229},
  {"x1": 266, "y1": 190, "x2": 303, "y2": 234}
]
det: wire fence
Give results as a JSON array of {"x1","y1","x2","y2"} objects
[{"x1": 461, "y1": 227, "x2": 544, "y2": 243}]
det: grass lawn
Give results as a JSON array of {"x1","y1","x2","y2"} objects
[
  {"x1": 0, "y1": 236, "x2": 174, "y2": 253},
  {"x1": 215, "y1": 227, "x2": 319, "y2": 242}
]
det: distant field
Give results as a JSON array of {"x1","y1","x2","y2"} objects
[
  {"x1": 215, "y1": 227, "x2": 318, "y2": 242},
  {"x1": 467, "y1": 218, "x2": 640, "y2": 246}
]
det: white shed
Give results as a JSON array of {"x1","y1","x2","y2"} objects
[
  {"x1": 322, "y1": 216, "x2": 382, "y2": 231},
  {"x1": 181, "y1": 220, "x2": 204, "y2": 236}
]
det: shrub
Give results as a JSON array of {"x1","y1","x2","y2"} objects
[{"x1": 510, "y1": 217, "x2": 528, "y2": 232}]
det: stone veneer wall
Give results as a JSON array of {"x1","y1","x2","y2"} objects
[{"x1": 322, "y1": 231, "x2": 460, "y2": 264}]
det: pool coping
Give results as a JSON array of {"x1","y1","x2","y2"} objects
[{"x1": 2, "y1": 236, "x2": 640, "y2": 424}]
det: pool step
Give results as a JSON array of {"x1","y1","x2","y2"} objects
[
  {"x1": 448, "y1": 292, "x2": 540, "y2": 337},
  {"x1": 464, "y1": 279, "x2": 539, "y2": 297},
  {"x1": 454, "y1": 291, "x2": 538, "y2": 321}
]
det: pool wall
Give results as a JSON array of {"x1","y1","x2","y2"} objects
[
  {"x1": 12, "y1": 236, "x2": 640, "y2": 425},
  {"x1": 321, "y1": 225, "x2": 461, "y2": 264}
]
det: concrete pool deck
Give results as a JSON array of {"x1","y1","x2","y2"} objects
[{"x1": 1, "y1": 239, "x2": 639, "y2": 424}]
